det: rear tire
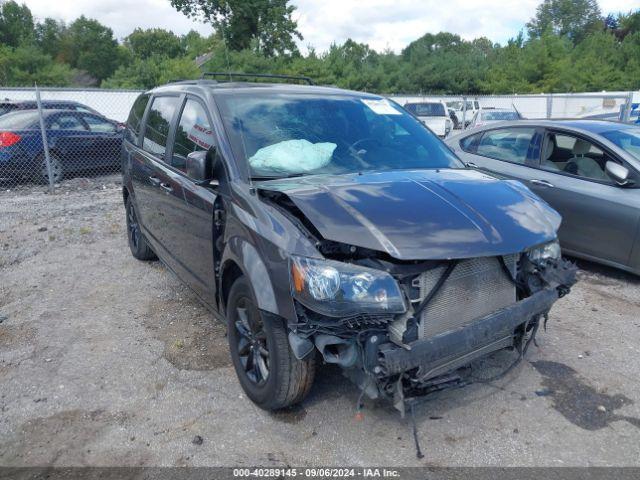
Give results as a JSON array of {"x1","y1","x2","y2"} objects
[
  {"x1": 38, "y1": 153, "x2": 64, "y2": 184},
  {"x1": 227, "y1": 276, "x2": 315, "y2": 410},
  {"x1": 125, "y1": 196, "x2": 156, "y2": 261}
]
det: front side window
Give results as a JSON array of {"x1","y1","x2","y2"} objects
[
  {"x1": 460, "y1": 132, "x2": 482, "y2": 152},
  {"x1": 142, "y1": 96, "x2": 180, "y2": 158},
  {"x1": 126, "y1": 94, "x2": 150, "y2": 144},
  {"x1": 476, "y1": 128, "x2": 535, "y2": 164},
  {"x1": 541, "y1": 132, "x2": 612, "y2": 182},
  {"x1": 48, "y1": 114, "x2": 87, "y2": 131},
  {"x1": 172, "y1": 99, "x2": 215, "y2": 173},
  {"x1": 83, "y1": 114, "x2": 116, "y2": 133},
  {"x1": 601, "y1": 128, "x2": 640, "y2": 161},
  {"x1": 216, "y1": 93, "x2": 462, "y2": 178}
]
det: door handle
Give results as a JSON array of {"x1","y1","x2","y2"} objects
[
  {"x1": 466, "y1": 162, "x2": 479, "y2": 169},
  {"x1": 148, "y1": 176, "x2": 161, "y2": 186},
  {"x1": 530, "y1": 179, "x2": 554, "y2": 188},
  {"x1": 160, "y1": 182, "x2": 173, "y2": 193}
]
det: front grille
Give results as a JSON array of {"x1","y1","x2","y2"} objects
[{"x1": 417, "y1": 255, "x2": 517, "y2": 339}]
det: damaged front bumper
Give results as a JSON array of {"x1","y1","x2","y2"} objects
[
  {"x1": 287, "y1": 254, "x2": 577, "y2": 406},
  {"x1": 377, "y1": 286, "x2": 559, "y2": 377}
]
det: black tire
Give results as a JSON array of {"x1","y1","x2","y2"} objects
[
  {"x1": 38, "y1": 153, "x2": 64, "y2": 184},
  {"x1": 227, "y1": 276, "x2": 315, "y2": 410},
  {"x1": 125, "y1": 196, "x2": 157, "y2": 261}
]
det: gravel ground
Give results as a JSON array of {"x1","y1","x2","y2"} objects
[{"x1": 1, "y1": 176, "x2": 639, "y2": 467}]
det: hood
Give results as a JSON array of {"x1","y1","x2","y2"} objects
[{"x1": 257, "y1": 169, "x2": 561, "y2": 260}]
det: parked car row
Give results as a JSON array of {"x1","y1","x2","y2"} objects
[
  {"x1": 401, "y1": 100, "x2": 522, "y2": 137},
  {"x1": 0, "y1": 100, "x2": 123, "y2": 183}
]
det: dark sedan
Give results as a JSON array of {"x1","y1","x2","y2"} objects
[
  {"x1": 0, "y1": 109, "x2": 123, "y2": 183},
  {"x1": 447, "y1": 120, "x2": 640, "y2": 275},
  {"x1": 0, "y1": 99, "x2": 102, "y2": 117}
]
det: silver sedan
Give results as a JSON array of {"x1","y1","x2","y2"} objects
[{"x1": 447, "y1": 120, "x2": 640, "y2": 275}]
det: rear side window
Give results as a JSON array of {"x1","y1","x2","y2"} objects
[
  {"x1": 83, "y1": 114, "x2": 116, "y2": 133},
  {"x1": 142, "y1": 96, "x2": 180, "y2": 158},
  {"x1": 476, "y1": 128, "x2": 535, "y2": 164},
  {"x1": 172, "y1": 98, "x2": 215, "y2": 173},
  {"x1": 48, "y1": 114, "x2": 87, "y2": 131},
  {"x1": 125, "y1": 94, "x2": 150, "y2": 144}
]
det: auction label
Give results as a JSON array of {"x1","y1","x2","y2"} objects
[{"x1": 233, "y1": 468, "x2": 400, "y2": 478}]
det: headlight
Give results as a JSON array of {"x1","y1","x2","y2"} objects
[
  {"x1": 290, "y1": 255, "x2": 407, "y2": 317},
  {"x1": 527, "y1": 240, "x2": 561, "y2": 264}
]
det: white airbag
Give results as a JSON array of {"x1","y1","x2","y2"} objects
[{"x1": 248, "y1": 139, "x2": 336, "y2": 173}]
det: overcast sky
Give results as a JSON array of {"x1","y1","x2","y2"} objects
[{"x1": 21, "y1": 0, "x2": 640, "y2": 52}]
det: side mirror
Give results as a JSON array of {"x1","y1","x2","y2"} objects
[
  {"x1": 186, "y1": 148, "x2": 217, "y2": 183},
  {"x1": 605, "y1": 161, "x2": 630, "y2": 186}
]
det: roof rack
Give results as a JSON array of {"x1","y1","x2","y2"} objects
[{"x1": 201, "y1": 72, "x2": 315, "y2": 85}]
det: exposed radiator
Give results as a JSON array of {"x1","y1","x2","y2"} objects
[{"x1": 417, "y1": 255, "x2": 518, "y2": 340}]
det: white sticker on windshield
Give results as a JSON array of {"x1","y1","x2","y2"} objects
[{"x1": 361, "y1": 99, "x2": 402, "y2": 115}]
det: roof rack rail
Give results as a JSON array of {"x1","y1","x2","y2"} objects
[{"x1": 201, "y1": 72, "x2": 314, "y2": 85}]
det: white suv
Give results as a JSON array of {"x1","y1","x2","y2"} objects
[
  {"x1": 446, "y1": 99, "x2": 480, "y2": 128},
  {"x1": 403, "y1": 101, "x2": 453, "y2": 138}
]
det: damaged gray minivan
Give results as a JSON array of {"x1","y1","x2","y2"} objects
[{"x1": 122, "y1": 74, "x2": 576, "y2": 414}]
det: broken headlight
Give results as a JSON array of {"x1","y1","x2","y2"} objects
[
  {"x1": 290, "y1": 255, "x2": 407, "y2": 317},
  {"x1": 527, "y1": 240, "x2": 561, "y2": 264}
]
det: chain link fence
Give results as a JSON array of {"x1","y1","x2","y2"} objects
[
  {"x1": 0, "y1": 87, "x2": 637, "y2": 191},
  {"x1": 0, "y1": 87, "x2": 142, "y2": 191}
]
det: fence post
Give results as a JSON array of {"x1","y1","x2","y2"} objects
[
  {"x1": 35, "y1": 85, "x2": 54, "y2": 193},
  {"x1": 622, "y1": 91, "x2": 633, "y2": 123},
  {"x1": 462, "y1": 96, "x2": 467, "y2": 131},
  {"x1": 546, "y1": 95, "x2": 553, "y2": 119}
]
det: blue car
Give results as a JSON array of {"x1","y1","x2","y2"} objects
[{"x1": 0, "y1": 109, "x2": 124, "y2": 183}]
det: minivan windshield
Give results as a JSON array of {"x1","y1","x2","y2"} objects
[{"x1": 216, "y1": 93, "x2": 462, "y2": 178}]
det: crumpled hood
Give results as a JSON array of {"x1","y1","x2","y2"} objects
[{"x1": 258, "y1": 169, "x2": 561, "y2": 260}]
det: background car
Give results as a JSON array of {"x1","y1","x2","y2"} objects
[
  {"x1": 0, "y1": 99, "x2": 102, "y2": 117},
  {"x1": 468, "y1": 108, "x2": 522, "y2": 129},
  {"x1": 447, "y1": 120, "x2": 640, "y2": 275},
  {"x1": 0, "y1": 109, "x2": 124, "y2": 183},
  {"x1": 446, "y1": 99, "x2": 480, "y2": 128},
  {"x1": 403, "y1": 101, "x2": 453, "y2": 137}
]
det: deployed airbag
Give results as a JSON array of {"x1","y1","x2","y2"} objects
[{"x1": 248, "y1": 139, "x2": 336, "y2": 173}]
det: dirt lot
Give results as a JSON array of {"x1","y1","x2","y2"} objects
[{"x1": 1, "y1": 176, "x2": 640, "y2": 467}]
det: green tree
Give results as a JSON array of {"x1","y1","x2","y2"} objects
[
  {"x1": 35, "y1": 18, "x2": 67, "y2": 59},
  {"x1": 0, "y1": 1, "x2": 34, "y2": 47},
  {"x1": 0, "y1": 44, "x2": 74, "y2": 86},
  {"x1": 526, "y1": 0, "x2": 603, "y2": 43},
  {"x1": 125, "y1": 28, "x2": 185, "y2": 59},
  {"x1": 62, "y1": 16, "x2": 120, "y2": 83},
  {"x1": 103, "y1": 55, "x2": 201, "y2": 89},
  {"x1": 169, "y1": 0, "x2": 302, "y2": 55},
  {"x1": 181, "y1": 30, "x2": 214, "y2": 58}
]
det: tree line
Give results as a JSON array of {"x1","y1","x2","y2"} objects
[{"x1": 0, "y1": 0, "x2": 638, "y2": 94}]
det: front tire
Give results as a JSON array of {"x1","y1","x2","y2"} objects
[
  {"x1": 125, "y1": 196, "x2": 157, "y2": 261},
  {"x1": 227, "y1": 276, "x2": 315, "y2": 410}
]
